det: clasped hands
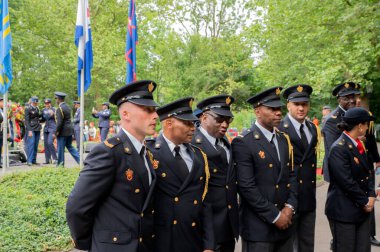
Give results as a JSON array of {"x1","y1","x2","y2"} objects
[{"x1": 274, "y1": 206, "x2": 293, "y2": 230}]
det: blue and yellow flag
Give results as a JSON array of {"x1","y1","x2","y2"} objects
[
  {"x1": 0, "y1": 0, "x2": 12, "y2": 94},
  {"x1": 125, "y1": 0, "x2": 138, "y2": 84}
]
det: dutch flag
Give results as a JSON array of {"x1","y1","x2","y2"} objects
[{"x1": 75, "y1": 0, "x2": 93, "y2": 96}]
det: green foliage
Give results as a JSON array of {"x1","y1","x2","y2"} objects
[{"x1": 0, "y1": 168, "x2": 80, "y2": 252}]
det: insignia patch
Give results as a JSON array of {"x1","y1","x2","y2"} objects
[
  {"x1": 344, "y1": 83, "x2": 350, "y2": 88},
  {"x1": 189, "y1": 99, "x2": 193, "y2": 107},
  {"x1": 148, "y1": 82, "x2": 154, "y2": 92},
  {"x1": 152, "y1": 159, "x2": 159, "y2": 169},
  {"x1": 354, "y1": 157, "x2": 359, "y2": 164},
  {"x1": 276, "y1": 88, "x2": 281, "y2": 96},
  {"x1": 259, "y1": 151, "x2": 265, "y2": 159},
  {"x1": 297, "y1": 85, "x2": 303, "y2": 93},
  {"x1": 125, "y1": 169, "x2": 134, "y2": 181},
  {"x1": 226, "y1": 96, "x2": 231, "y2": 105}
]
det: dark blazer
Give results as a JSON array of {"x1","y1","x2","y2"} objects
[
  {"x1": 41, "y1": 107, "x2": 56, "y2": 133},
  {"x1": 66, "y1": 130, "x2": 157, "y2": 252},
  {"x1": 325, "y1": 134, "x2": 375, "y2": 223},
  {"x1": 146, "y1": 134, "x2": 215, "y2": 252},
  {"x1": 279, "y1": 116, "x2": 318, "y2": 212},
  {"x1": 73, "y1": 108, "x2": 81, "y2": 131},
  {"x1": 92, "y1": 109, "x2": 111, "y2": 128},
  {"x1": 25, "y1": 105, "x2": 42, "y2": 132},
  {"x1": 232, "y1": 124, "x2": 297, "y2": 242},
  {"x1": 55, "y1": 102, "x2": 73, "y2": 137},
  {"x1": 322, "y1": 106, "x2": 345, "y2": 181},
  {"x1": 192, "y1": 128, "x2": 239, "y2": 243}
]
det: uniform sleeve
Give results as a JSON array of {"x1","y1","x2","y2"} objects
[
  {"x1": 328, "y1": 146, "x2": 368, "y2": 207},
  {"x1": 92, "y1": 112, "x2": 99, "y2": 119},
  {"x1": 366, "y1": 132, "x2": 380, "y2": 163},
  {"x1": 232, "y1": 137, "x2": 280, "y2": 223},
  {"x1": 286, "y1": 163, "x2": 298, "y2": 210},
  {"x1": 66, "y1": 144, "x2": 116, "y2": 250},
  {"x1": 323, "y1": 118, "x2": 340, "y2": 153},
  {"x1": 102, "y1": 109, "x2": 111, "y2": 119},
  {"x1": 201, "y1": 175, "x2": 215, "y2": 250},
  {"x1": 73, "y1": 112, "x2": 80, "y2": 124},
  {"x1": 55, "y1": 107, "x2": 63, "y2": 135}
]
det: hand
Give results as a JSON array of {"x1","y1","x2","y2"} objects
[
  {"x1": 281, "y1": 206, "x2": 293, "y2": 220},
  {"x1": 274, "y1": 212, "x2": 290, "y2": 230},
  {"x1": 376, "y1": 162, "x2": 380, "y2": 169},
  {"x1": 203, "y1": 250, "x2": 214, "y2": 252},
  {"x1": 376, "y1": 189, "x2": 380, "y2": 198},
  {"x1": 363, "y1": 197, "x2": 375, "y2": 213},
  {"x1": 28, "y1": 131, "x2": 33, "y2": 137}
]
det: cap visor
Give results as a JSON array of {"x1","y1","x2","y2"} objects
[
  {"x1": 129, "y1": 99, "x2": 159, "y2": 107},
  {"x1": 339, "y1": 90, "x2": 361, "y2": 97},
  {"x1": 176, "y1": 113, "x2": 199, "y2": 121},
  {"x1": 263, "y1": 100, "x2": 284, "y2": 108},
  {"x1": 288, "y1": 97, "x2": 310, "y2": 102},
  {"x1": 211, "y1": 108, "x2": 233, "y2": 117}
]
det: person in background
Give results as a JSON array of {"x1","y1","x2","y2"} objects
[
  {"x1": 73, "y1": 101, "x2": 81, "y2": 149},
  {"x1": 25, "y1": 96, "x2": 42, "y2": 166},
  {"x1": 321, "y1": 105, "x2": 332, "y2": 130},
  {"x1": 41, "y1": 98, "x2": 57, "y2": 164},
  {"x1": 92, "y1": 102, "x2": 111, "y2": 142},
  {"x1": 83, "y1": 120, "x2": 89, "y2": 142},
  {"x1": 88, "y1": 121, "x2": 97, "y2": 141},
  {"x1": 325, "y1": 107, "x2": 375, "y2": 252}
]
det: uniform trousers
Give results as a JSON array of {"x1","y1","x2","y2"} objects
[
  {"x1": 99, "y1": 127, "x2": 109, "y2": 142},
  {"x1": 292, "y1": 210, "x2": 316, "y2": 252},
  {"x1": 328, "y1": 215, "x2": 371, "y2": 252},
  {"x1": 242, "y1": 237, "x2": 293, "y2": 252},
  {"x1": 27, "y1": 131, "x2": 40, "y2": 164},
  {"x1": 44, "y1": 131, "x2": 57, "y2": 163},
  {"x1": 57, "y1": 135, "x2": 80, "y2": 166}
]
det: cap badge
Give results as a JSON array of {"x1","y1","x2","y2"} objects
[
  {"x1": 297, "y1": 85, "x2": 303, "y2": 93},
  {"x1": 148, "y1": 82, "x2": 154, "y2": 93},
  {"x1": 125, "y1": 169, "x2": 134, "y2": 181},
  {"x1": 189, "y1": 99, "x2": 193, "y2": 107},
  {"x1": 344, "y1": 83, "x2": 350, "y2": 89},
  {"x1": 259, "y1": 151, "x2": 265, "y2": 159},
  {"x1": 226, "y1": 96, "x2": 231, "y2": 105},
  {"x1": 276, "y1": 88, "x2": 281, "y2": 96},
  {"x1": 355, "y1": 83, "x2": 358, "y2": 89}
]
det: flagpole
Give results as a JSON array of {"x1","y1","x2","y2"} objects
[
  {"x1": 79, "y1": 57, "x2": 85, "y2": 170},
  {"x1": 2, "y1": 92, "x2": 8, "y2": 173}
]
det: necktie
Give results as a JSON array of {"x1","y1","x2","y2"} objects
[
  {"x1": 300, "y1": 124, "x2": 309, "y2": 149},
  {"x1": 140, "y1": 146, "x2": 150, "y2": 185},
  {"x1": 174, "y1": 146, "x2": 190, "y2": 180},
  {"x1": 215, "y1": 139, "x2": 228, "y2": 165},
  {"x1": 356, "y1": 139, "x2": 365, "y2": 155}
]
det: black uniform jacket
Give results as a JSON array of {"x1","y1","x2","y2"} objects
[
  {"x1": 25, "y1": 105, "x2": 42, "y2": 132},
  {"x1": 66, "y1": 130, "x2": 157, "y2": 252},
  {"x1": 232, "y1": 124, "x2": 298, "y2": 242},
  {"x1": 55, "y1": 102, "x2": 74, "y2": 137},
  {"x1": 192, "y1": 128, "x2": 239, "y2": 242},
  {"x1": 322, "y1": 106, "x2": 344, "y2": 181},
  {"x1": 279, "y1": 116, "x2": 318, "y2": 212},
  {"x1": 146, "y1": 134, "x2": 215, "y2": 252},
  {"x1": 325, "y1": 134, "x2": 375, "y2": 223}
]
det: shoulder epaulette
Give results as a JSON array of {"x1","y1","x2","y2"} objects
[
  {"x1": 338, "y1": 138, "x2": 345, "y2": 146},
  {"x1": 104, "y1": 136, "x2": 122, "y2": 149},
  {"x1": 199, "y1": 149, "x2": 210, "y2": 202},
  {"x1": 241, "y1": 128, "x2": 252, "y2": 137}
]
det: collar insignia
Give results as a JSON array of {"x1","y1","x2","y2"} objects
[
  {"x1": 259, "y1": 151, "x2": 265, "y2": 159},
  {"x1": 125, "y1": 169, "x2": 134, "y2": 181}
]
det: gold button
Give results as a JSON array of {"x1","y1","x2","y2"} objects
[
  {"x1": 173, "y1": 220, "x2": 178, "y2": 225},
  {"x1": 299, "y1": 180, "x2": 303, "y2": 184},
  {"x1": 200, "y1": 176, "x2": 204, "y2": 181},
  {"x1": 162, "y1": 173, "x2": 166, "y2": 178},
  {"x1": 287, "y1": 162, "x2": 289, "y2": 166},
  {"x1": 152, "y1": 234, "x2": 155, "y2": 238},
  {"x1": 139, "y1": 237, "x2": 143, "y2": 242},
  {"x1": 193, "y1": 200, "x2": 198, "y2": 205},
  {"x1": 135, "y1": 188, "x2": 140, "y2": 193},
  {"x1": 276, "y1": 185, "x2": 279, "y2": 189},
  {"x1": 141, "y1": 213, "x2": 144, "y2": 217},
  {"x1": 113, "y1": 237, "x2": 117, "y2": 242},
  {"x1": 236, "y1": 181, "x2": 238, "y2": 185},
  {"x1": 269, "y1": 164, "x2": 273, "y2": 168},
  {"x1": 312, "y1": 164, "x2": 315, "y2": 167},
  {"x1": 192, "y1": 222, "x2": 196, "y2": 227},
  {"x1": 152, "y1": 210, "x2": 155, "y2": 214},
  {"x1": 174, "y1": 197, "x2": 179, "y2": 202},
  {"x1": 287, "y1": 183, "x2": 290, "y2": 188},
  {"x1": 213, "y1": 168, "x2": 218, "y2": 173},
  {"x1": 300, "y1": 164, "x2": 303, "y2": 167},
  {"x1": 312, "y1": 180, "x2": 315, "y2": 183},
  {"x1": 275, "y1": 203, "x2": 278, "y2": 207},
  {"x1": 361, "y1": 179, "x2": 364, "y2": 182},
  {"x1": 225, "y1": 185, "x2": 229, "y2": 189},
  {"x1": 228, "y1": 204, "x2": 232, "y2": 209},
  {"x1": 366, "y1": 177, "x2": 369, "y2": 180}
]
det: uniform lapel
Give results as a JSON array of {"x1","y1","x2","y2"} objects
[
  {"x1": 179, "y1": 144, "x2": 197, "y2": 192},
  {"x1": 283, "y1": 115, "x2": 305, "y2": 152},
  {"x1": 196, "y1": 129, "x2": 225, "y2": 166}
]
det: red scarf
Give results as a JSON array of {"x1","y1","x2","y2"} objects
[{"x1": 344, "y1": 131, "x2": 364, "y2": 154}]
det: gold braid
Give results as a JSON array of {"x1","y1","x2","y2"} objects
[
  {"x1": 369, "y1": 111, "x2": 374, "y2": 135},
  {"x1": 200, "y1": 149, "x2": 210, "y2": 202},
  {"x1": 282, "y1": 132, "x2": 294, "y2": 172},
  {"x1": 315, "y1": 124, "x2": 322, "y2": 155}
]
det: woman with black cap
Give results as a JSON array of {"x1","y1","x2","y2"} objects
[{"x1": 325, "y1": 107, "x2": 376, "y2": 252}]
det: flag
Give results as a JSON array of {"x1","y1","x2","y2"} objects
[
  {"x1": 75, "y1": 0, "x2": 93, "y2": 96},
  {"x1": 125, "y1": 0, "x2": 138, "y2": 84},
  {"x1": 0, "y1": 0, "x2": 12, "y2": 94}
]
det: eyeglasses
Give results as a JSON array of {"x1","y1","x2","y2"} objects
[{"x1": 205, "y1": 112, "x2": 233, "y2": 124}]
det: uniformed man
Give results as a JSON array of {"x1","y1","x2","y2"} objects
[
  {"x1": 92, "y1": 102, "x2": 111, "y2": 142},
  {"x1": 322, "y1": 82, "x2": 360, "y2": 181},
  {"x1": 193, "y1": 95, "x2": 239, "y2": 252},
  {"x1": 25, "y1": 96, "x2": 42, "y2": 166},
  {"x1": 54, "y1": 92, "x2": 80, "y2": 167},
  {"x1": 73, "y1": 101, "x2": 81, "y2": 149},
  {"x1": 41, "y1": 98, "x2": 57, "y2": 164},
  {"x1": 232, "y1": 87, "x2": 297, "y2": 252},
  {"x1": 278, "y1": 85, "x2": 318, "y2": 252},
  {"x1": 66, "y1": 80, "x2": 159, "y2": 252},
  {"x1": 146, "y1": 97, "x2": 215, "y2": 252}
]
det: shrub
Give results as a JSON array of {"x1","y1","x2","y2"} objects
[{"x1": 0, "y1": 167, "x2": 80, "y2": 252}]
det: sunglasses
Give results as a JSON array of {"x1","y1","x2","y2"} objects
[{"x1": 205, "y1": 112, "x2": 233, "y2": 124}]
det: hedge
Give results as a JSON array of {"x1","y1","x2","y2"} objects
[{"x1": 0, "y1": 167, "x2": 80, "y2": 252}]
